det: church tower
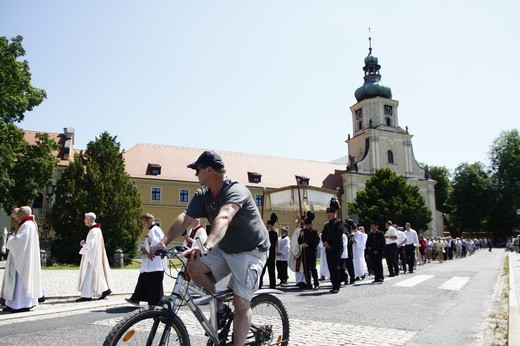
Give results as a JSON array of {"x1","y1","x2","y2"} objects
[{"x1": 342, "y1": 37, "x2": 441, "y2": 235}]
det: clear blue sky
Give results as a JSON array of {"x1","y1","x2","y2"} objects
[{"x1": 2, "y1": 1, "x2": 519, "y2": 172}]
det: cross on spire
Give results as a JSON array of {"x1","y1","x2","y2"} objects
[{"x1": 368, "y1": 27, "x2": 372, "y2": 54}]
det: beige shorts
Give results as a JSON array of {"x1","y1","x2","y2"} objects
[{"x1": 201, "y1": 244, "x2": 267, "y2": 301}]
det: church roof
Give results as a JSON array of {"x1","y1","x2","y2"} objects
[
  {"x1": 354, "y1": 42, "x2": 392, "y2": 102},
  {"x1": 123, "y1": 143, "x2": 345, "y2": 190}
]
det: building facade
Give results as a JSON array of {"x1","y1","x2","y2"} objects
[{"x1": 340, "y1": 43, "x2": 441, "y2": 236}]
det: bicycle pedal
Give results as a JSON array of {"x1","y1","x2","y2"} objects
[{"x1": 217, "y1": 305, "x2": 232, "y2": 329}]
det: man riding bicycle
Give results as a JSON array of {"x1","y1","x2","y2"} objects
[{"x1": 150, "y1": 150, "x2": 269, "y2": 345}]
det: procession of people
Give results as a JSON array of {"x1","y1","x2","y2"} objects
[{"x1": 0, "y1": 150, "x2": 501, "y2": 318}]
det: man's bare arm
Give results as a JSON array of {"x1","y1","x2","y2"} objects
[
  {"x1": 162, "y1": 211, "x2": 195, "y2": 246},
  {"x1": 148, "y1": 211, "x2": 194, "y2": 258},
  {"x1": 204, "y1": 203, "x2": 239, "y2": 249}
]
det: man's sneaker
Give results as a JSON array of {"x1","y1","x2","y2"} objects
[{"x1": 217, "y1": 304, "x2": 232, "y2": 329}]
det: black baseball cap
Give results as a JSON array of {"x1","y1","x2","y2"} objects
[{"x1": 187, "y1": 150, "x2": 225, "y2": 170}]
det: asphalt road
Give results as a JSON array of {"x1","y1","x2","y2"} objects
[{"x1": 0, "y1": 248, "x2": 507, "y2": 345}]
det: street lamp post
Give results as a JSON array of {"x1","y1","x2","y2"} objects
[{"x1": 43, "y1": 181, "x2": 56, "y2": 241}]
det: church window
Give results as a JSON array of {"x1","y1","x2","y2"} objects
[
  {"x1": 387, "y1": 150, "x2": 394, "y2": 164},
  {"x1": 386, "y1": 117, "x2": 391, "y2": 126},
  {"x1": 358, "y1": 121, "x2": 363, "y2": 130}
]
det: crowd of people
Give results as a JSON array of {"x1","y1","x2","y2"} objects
[
  {"x1": 258, "y1": 214, "x2": 497, "y2": 292},
  {"x1": 506, "y1": 235, "x2": 520, "y2": 253},
  {"x1": 0, "y1": 207, "x2": 116, "y2": 313}
]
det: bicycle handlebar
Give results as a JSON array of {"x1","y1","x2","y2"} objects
[{"x1": 154, "y1": 246, "x2": 187, "y2": 259}]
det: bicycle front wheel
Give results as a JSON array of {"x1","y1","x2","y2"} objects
[
  {"x1": 249, "y1": 294, "x2": 290, "y2": 346},
  {"x1": 104, "y1": 306, "x2": 190, "y2": 346}
]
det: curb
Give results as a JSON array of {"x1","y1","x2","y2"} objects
[
  {"x1": 0, "y1": 294, "x2": 134, "y2": 322},
  {"x1": 509, "y1": 253, "x2": 519, "y2": 345}
]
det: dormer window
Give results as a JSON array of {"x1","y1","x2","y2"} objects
[
  {"x1": 248, "y1": 172, "x2": 262, "y2": 183},
  {"x1": 146, "y1": 163, "x2": 161, "y2": 176},
  {"x1": 295, "y1": 175, "x2": 309, "y2": 186}
]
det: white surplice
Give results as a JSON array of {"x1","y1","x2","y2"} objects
[
  {"x1": 0, "y1": 216, "x2": 42, "y2": 309},
  {"x1": 288, "y1": 227, "x2": 306, "y2": 284},
  {"x1": 353, "y1": 230, "x2": 368, "y2": 278},
  {"x1": 78, "y1": 224, "x2": 113, "y2": 297},
  {"x1": 319, "y1": 238, "x2": 330, "y2": 279}
]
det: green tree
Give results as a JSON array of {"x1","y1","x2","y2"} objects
[
  {"x1": 0, "y1": 123, "x2": 58, "y2": 214},
  {"x1": 448, "y1": 162, "x2": 492, "y2": 235},
  {"x1": 0, "y1": 35, "x2": 47, "y2": 123},
  {"x1": 50, "y1": 132, "x2": 142, "y2": 265},
  {"x1": 347, "y1": 168, "x2": 432, "y2": 231},
  {"x1": 488, "y1": 129, "x2": 520, "y2": 238},
  {"x1": 429, "y1": 165, "x2": 451, "y2": 215},
  {"x1": 0, "y1": 35, "x2": 55, "y2": 213}
]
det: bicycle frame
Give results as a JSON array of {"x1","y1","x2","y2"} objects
[
  {"x1": 159, "y1": 246, "x2": 286, "y2": 345},
  {"x1": 160, "y1": 247, "x2": 228, "y2": 344}
]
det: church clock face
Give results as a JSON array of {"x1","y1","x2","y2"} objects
[
  {"x1": 384, "y1": 105, "x2": 393, "y2": 115},
  {"x1": 355, "y1": 108, "x2": 363, "y2": 119}
]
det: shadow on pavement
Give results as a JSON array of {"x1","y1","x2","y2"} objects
[{"x1": 98, "y1": 306, "x2": 140, "y2": 314}]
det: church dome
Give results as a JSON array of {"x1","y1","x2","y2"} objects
[
  {"x1": 355, "y1": 47, "x2": 392, "y2": 102},
  {"x1": 364, "y1": 54, "x2": 378, "y2": 65},
  {"x1": 355, "y1": 82, "x2": 392, "y2": 102}
]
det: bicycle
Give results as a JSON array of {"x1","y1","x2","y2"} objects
[{"x1": 104, "y1": 245, "x2": 290, "y2": 345}]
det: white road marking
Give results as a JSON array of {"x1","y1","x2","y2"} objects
[
  {"x1": 438, "y1": 276, "x2": 470, "y2": 291},
  {"x1": 393, "y1": 275, "x2": 434, "y2": 287}
]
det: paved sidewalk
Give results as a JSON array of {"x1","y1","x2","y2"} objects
[
  {"x1": 508, "y1": 251, "x2": 520, "y2": 345},
  {"x1": 0, "y1": 264, "x2": 177, "y2": 299}
]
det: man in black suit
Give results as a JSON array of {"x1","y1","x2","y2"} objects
[
  {"x1": 321, "y1": 207, "x2": 344, "y2": 293},
  {"x1": 366, "y1": 221, "x2": 386, "y2": 283}
]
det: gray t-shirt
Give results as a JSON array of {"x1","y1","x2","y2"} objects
[{"x1": 186, "y1": 178, "x2": 269, "y2": 253}]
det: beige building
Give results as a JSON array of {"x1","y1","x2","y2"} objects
[{"x1": 123, "y1": 144, "x2": 344, "y2": 240}]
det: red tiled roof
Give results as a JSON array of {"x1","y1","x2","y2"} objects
[
  {"x1": 24, "y1": 130, "x2": 73, "y2": 166},
  {"x1": 124, "y1": 143, "x2": 345, "y2": 190}
]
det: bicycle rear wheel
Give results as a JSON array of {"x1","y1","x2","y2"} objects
[
  {"x1": 104, "y1": 306, "x2": 190, "y2": 346},
  {"x1": 249, "y1": 294, "x2": 290, "y2": 346}
]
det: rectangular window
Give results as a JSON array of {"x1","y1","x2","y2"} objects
[
  {"x1": 146, "y1": 163, "x2": 162, "y2": 175},
  {"x1": 180, "y1": 189, "x2": 189, "y2": 203},
  {"x1": 255, "y1": 194, "x2": 263, "y2": 207},
  {"x1": 248, "y1": 172, "x2": 262, "y2": 183},
  {"x1": 151, "y1": 187, "x2": 161, "y2": 201}
]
